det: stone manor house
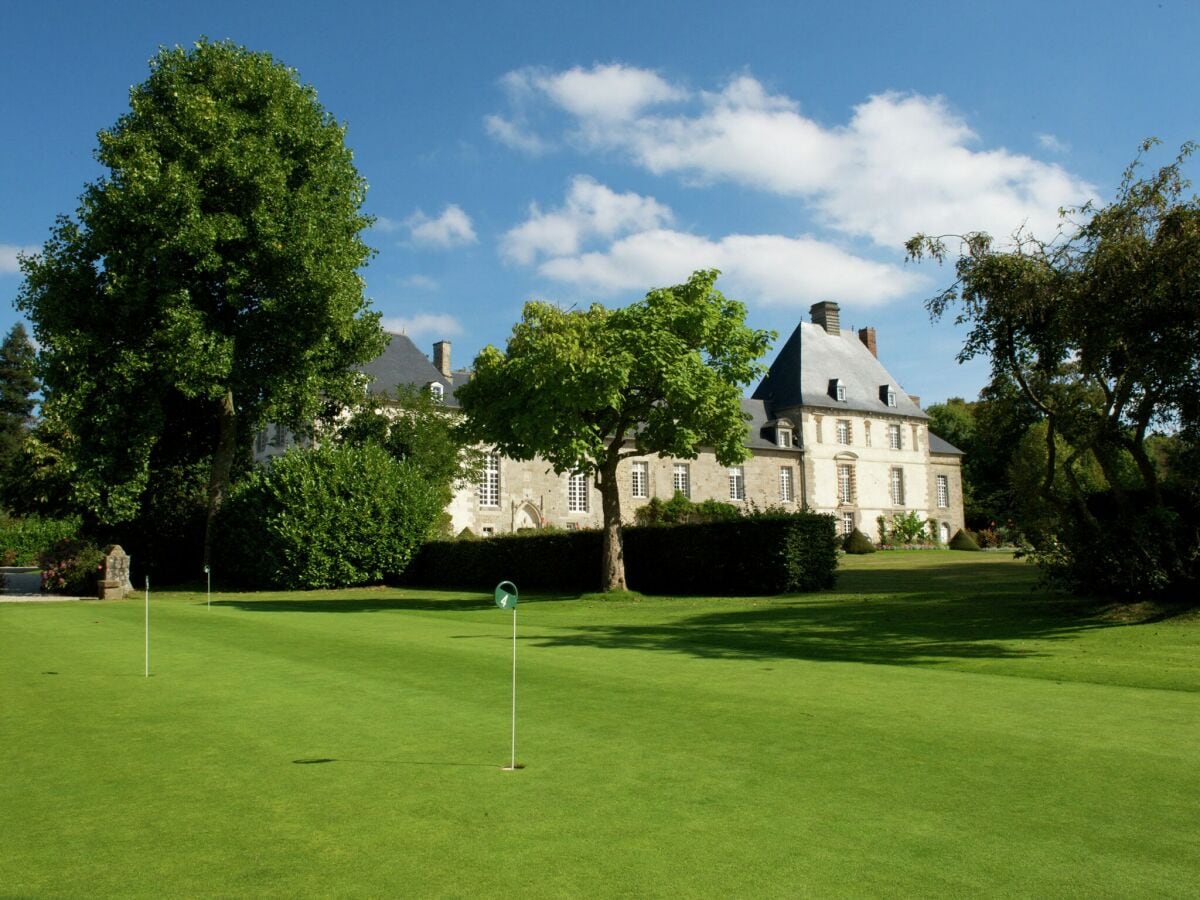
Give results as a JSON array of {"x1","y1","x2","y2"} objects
[{"x1": 256, "y1": 301, "x2": 965, "y2": 542}]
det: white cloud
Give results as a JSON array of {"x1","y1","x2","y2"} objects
[
  {"x1": 536, "y1": 227, "x2": 925, "y2": 307},
  {"x1": 484, "y1": 114, "x2": 550, "y2": 155},
  {"x1": 400, "y1": 274, "x2": 440, "y2": 291},
  {"x1": 405, "y1": 205, "x2": 478, "y2": 249},
  {"x1": 490, "y1": 68, "x2": 1096, "y2": 247},
  {"x1": 1037, "y1": 132, "x2": 1070, "y2": 153},
  {"x1": 500, "y1": 176, "x2": 673, "y2": 265},
  {"x1": 371, "y1": 215, "x2": 403, "y2": 234},
  {"x1": 381, "y1": 313, "x2": 464, "y2": 339},
  {"x1": 1, "y1": 243, "x2": 37, "y2": 274}
]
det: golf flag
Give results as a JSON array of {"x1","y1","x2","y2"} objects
[{"x1": 494, "y1": 580, "x2": 518, "y2": 610}]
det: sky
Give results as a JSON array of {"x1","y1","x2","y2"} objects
[{"x1": 2, "y1": 0, "x2": 1198, "y2": 406}]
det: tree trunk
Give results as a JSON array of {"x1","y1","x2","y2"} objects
[
  {"x1": 597, "y1": 457, "x2": 627, "y2": 592},
  {"x1": 203, "y1": 387, "x2": 238, "y2": 568}
]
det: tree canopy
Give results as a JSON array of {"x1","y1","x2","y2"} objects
[
  {"x1": 908, "y1": 140, "x2": 1200, "y2": 596},
  {"x1": 17, "y1": 39, "x2": 383, "y2": 562},
  {"x1": 0, "y1": 322, "x2": 39, "y2": 498},
  {"x1": 457, "y1": 269, "x2": 773, "y2": 591}
]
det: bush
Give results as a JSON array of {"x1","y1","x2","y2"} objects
[
  {"x1": 634, "y1": 492, "x2": 742, "y2": 526},
  {"x1": 215, "y1": 444, "x2": 446, "y2": 589},
  {"x1": 38, "y1": 537, "x2": 105, "y2": 595},
  {"x1": 842, "y1": 528, "x2": 876, "y2": 554},
  {"x1": 0, "y1": 515, "x2": 83, "y2": 567},
  {"x1": 403, "y1": 512, "x2": 839, "y2": 595},
  {"x1": 949, "y1": 529, "x2": 981, "y2": 551}
]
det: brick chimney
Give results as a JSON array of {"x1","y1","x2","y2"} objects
[
  {"x1": 432, "y1": 341, "x2": 452, "y2": 377},
  {"x1": 858, "y1": 326, "x2": 877, "y2": 357},
  {"x1": 810, "y1": 301, "x2": 841, "y2": 335}
]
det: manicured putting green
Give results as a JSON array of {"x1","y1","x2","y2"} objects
[{"x1": 2, "y1": 552, "x2": 1198, "y2": 897}]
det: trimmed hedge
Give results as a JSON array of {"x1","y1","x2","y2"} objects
[
  {"x1": 842, "y1": 528, "x2": 877, "y2": 554},
  {"x1": 949, "y1": 528, "x2": 982, "y2": 551},
  {"x1": 401, "y1": 512, "x2": 838, "y2": 595},
  {"x1": 0, "y1": 515, "x2": 82, "y2": 567}
]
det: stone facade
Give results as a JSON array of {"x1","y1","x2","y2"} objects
[{"x1": 255, "y1": 304, "x2": 966, "y2": 542}]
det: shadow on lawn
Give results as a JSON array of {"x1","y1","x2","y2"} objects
[
  {"x1": 533, "y1": 558, "x2": 1108, "y2": 666},
  {"x1": 210, "y1": 592, "x2": 580, "y2": 614}
]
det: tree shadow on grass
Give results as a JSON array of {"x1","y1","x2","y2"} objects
[
  {"x1": 210, "y1": 592, "x2": 580, "y2": 614},
  {"x1": 532, "y1": 559, "x2": 1109, "y2": 666}
]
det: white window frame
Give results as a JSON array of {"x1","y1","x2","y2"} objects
[
  {"x1": 631, "y1": 461, "x2": 648, "y2": 499},
  {"x1": 777, "y1": 427, "x2": 792, "y2": 448},
  {"x1": 836, "y1": 419, "x2": 851, "y2": 445},
  {"x1": 887, "y1": 388, "x2": 897, "y2": 408},
  {"x1": 672, "y1": 463, "x2": 691, "y2": 499},
  {"x1": 429, "y1": 382, "x2": 444, "y2": 403},
  {"x1": 836, "y1": 382, "x2": 847, "y2": 402},
  {"x1": 479, "y1": 453, "x2": 500, "y2": 508},
  {"x1": 568, "y1": 471, "x2": 589, "y2": 513},
  {"x1": 888, "y1": 424, "x2": 902, "y2": 450},
  {"x1": 779, "y1": 466, "x2": 794, "y2": 503},
  {"x1": 936, "y1": 475, "x2": 949, "y2": 509},
  {"x1": 842, "y1": 511, "x2": 855, "y2": 536},
  {"x1": 890, "y1": 467, "x2": 905, "y2": 506},
  {"x1": 728, "y1": 466, "x2": 746, "y2": 501},
  {"x1": 837, "y1": 464, "x2": 854, "y2": 504}
]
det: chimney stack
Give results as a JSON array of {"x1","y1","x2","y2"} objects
[
  {"x1": 810, "y1": 301, "x2": 841, "y2": 335},
  {"x1": 432, "y1": 341, "x2": 452, "y2": 377},
  {"x1": 858, "y1": 326, "x2": 877, "y2": 357}
]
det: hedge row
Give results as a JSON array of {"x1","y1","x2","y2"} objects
[{"x1": 400, "y1": 512, "x2": 838, "y2": 595}]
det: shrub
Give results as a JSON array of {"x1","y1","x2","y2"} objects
[
  {"x1": 215, "y1": 444, "x2": 446, "y2": 589},
  {"x1": 38, "y1": 537, "x2": 105, "y2": 595},
  {"x1": 634, "y1": 492, "x2": 741, "y2": 526},
  {"x1": 949, "y1": 529, "x2": 981, "y2": 551},
  {"x1": 0, "y1": 515, "x2": 82, "y2": 567},
  {"x1": 842, "y1": 528, "x2": 876, "y2": 554},
  {"x1": 403, "y1": 512, "x2": 839, "y2": 595}
]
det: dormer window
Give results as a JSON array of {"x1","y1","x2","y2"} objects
[
  {"x1": 428, "y1": 382, "x2": 445, "y2": 403},
  {"x1": 829, "y1": 378, "x2": 847, "y2": 402},
  {"x1": 777, "y1": 428, "x2": 793, "y2": 448},
  {"x1": 880, "y1": 385, "x2": 897, "y2": 407}
]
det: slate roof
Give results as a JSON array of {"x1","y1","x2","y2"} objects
[
  {"x1": 751, "y1": 322, "x2": 928, "y2": 421},
  {"x1": 928, "y1": 433, "x2": 964, "y2": 456},
  {"x1": 357, "y1": 333, "x2": 470, "y2": 407}
]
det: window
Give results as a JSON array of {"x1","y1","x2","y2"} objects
[
  {"x1": 777, "y1": 427, "x2": 792, "y2": 448},
  {"x1": 568, "y1": 472, "x2": 589, "y2": 513},
  {"x1": 890, "y1": 467, "x2": 905, "y2": 506},
  {"x1": 887, "y1": 388, "x2": 897, "y2": 407},
  {"x1": 631, "y1": 461, "x2": 648, "y2": 499},
  {"x1": 837, "y1": 464, "x2": 855, "y2": 504},
  {"x1": 779, "y1": 466, "x2": 794, "y2": 503},
  {"x1": 829, "y1": 378, "x2": 847, "y2": 402},
  {"x1": 272, "y1": 423, "x2": 287, "y2": 448},
  {"x1": 842, "y1": 512, "x2": 855, "y2": 536},
  {"x1": 481, "y1": 526, "x2": 495, "y2": 537},
  {"x1": 429, "y1": 382, "x2": 444, "y2": 403},
  {"x1": 864, "y1": 421, "x2": 872, "y2": 447},
  {"x1": 936, "y1": 475, "x2": 949, "y2": 508},
  {"x1": 255, "y1": 429, "x2": 268, "y2": 453},
  {"x1": 837, "y1": 383, "x2": 847, "y2": 402},
  {"x1": 672, "y1": 463, "x2": 691, "y2": 499},
  {"x1": 479, "y1": 453, "x2": 500, "y2": 507},
  {"x1": 836, "y1": 419, "x2": 852, "y2": 445},
  {"x1": 888, "y1": 424, "x2": 902, "y2": 450},
  {"x1": 728, "y1": 466, "x2": 746, "y2": 501},
  {"x1": 940, "y1": 521, "x2": 951, "y2": 543}
]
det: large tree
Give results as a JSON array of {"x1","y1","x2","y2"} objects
[
  {"x1": 17, "y1": 39, "x2": 384, "y2": 562},
  {"x1": 457, "y1": 269, "x2": 773, "y2": 591},
  {"x1": 907, "y1": 140, "x2": 1200, "y2": 595},
  {"x1": 0, "y1": 322, "x2": 39, "y2": 491}
]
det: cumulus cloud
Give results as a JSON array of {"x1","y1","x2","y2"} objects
[
  {"x1": 1037, "y1": 132, "x2": 1070, "y2": 153},
  {"x1": 484, "y1": 114, "x2": 550, "y2": 155},
  {"x1": 405, "y1": 205, "x2": 478, "y2": 249},
  {"x1": 489, "y1": 68, "x2": 1096, "y2": 247},
  {"x1": 500, "y1": 175, "x2": 673, "y2": 265},
  {"x1": 400, "y1": 274, "x2": 440, "y2": 291},
  {"x1": 381, "y1": 312, "x2": 464, "y2": 339},
  {"x1": 536, "y1": 228, "x2": 924, "y2": 307},
  {"x1": 0, "y1": 243, "x2": 37, "y2": 274}
]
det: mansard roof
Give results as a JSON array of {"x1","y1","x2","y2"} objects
[
  {"x1": 751, "y1": 321, "x2": 928, "y2": 421},
  {"x1": 357, "y1": 333, "x2": 469, "y2": 407}
]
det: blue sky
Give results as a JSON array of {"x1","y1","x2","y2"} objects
[{"x1": 2, "y1": 0, "x2": 1197, "y2": 405}]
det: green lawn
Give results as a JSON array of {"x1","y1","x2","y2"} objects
[{"x1": 3, "y1": 551, "x2": 1198, "y2": 898}]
